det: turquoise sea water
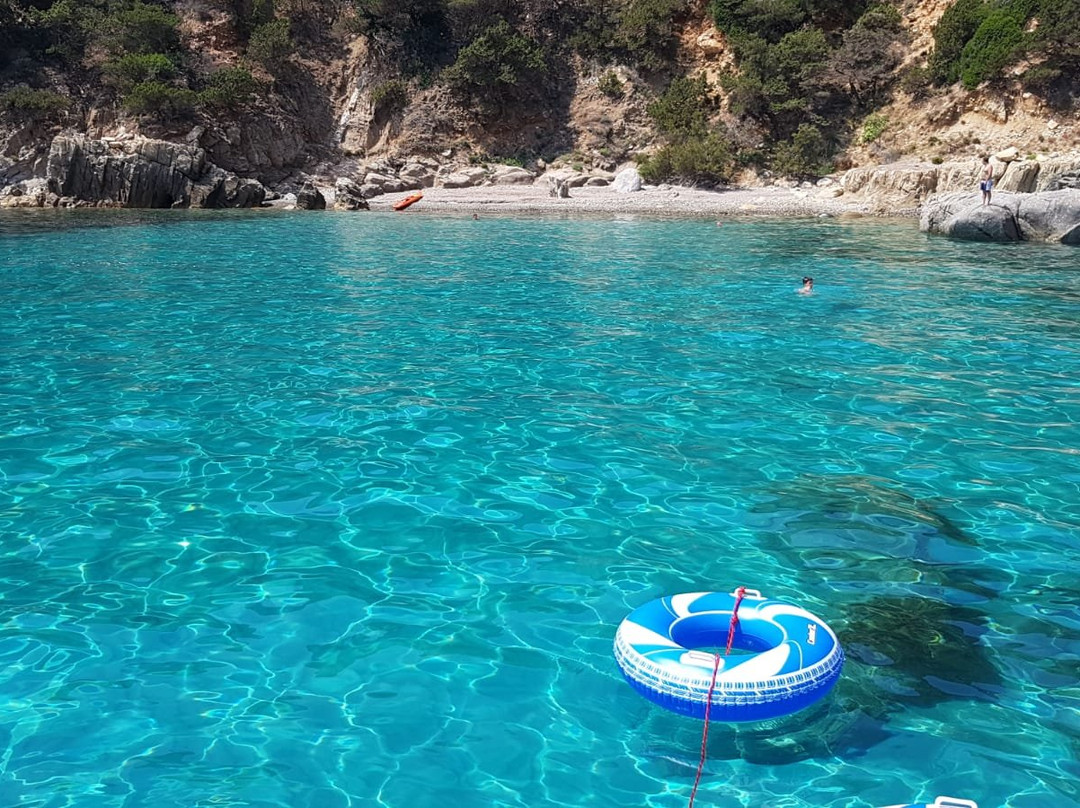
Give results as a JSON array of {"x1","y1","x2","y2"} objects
[{"x1": 1, "y1": 209, "x2": 1078, "y2": 808}]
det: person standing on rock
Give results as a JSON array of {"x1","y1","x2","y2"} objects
[{"x1": 980, "y1": 157, "x2": 994, "y2": 206}]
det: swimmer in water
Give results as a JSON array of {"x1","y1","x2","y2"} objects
[{"x1": 798, "y1": 276, "x2": 814, "y2": 295}]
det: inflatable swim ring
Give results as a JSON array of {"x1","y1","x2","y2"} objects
[
  {"x1": 614, "y1": 589, "x2": 843, "y2": 721},
  {"x1": 880, "y1": 799, "x2": 977, "y2": 808}
]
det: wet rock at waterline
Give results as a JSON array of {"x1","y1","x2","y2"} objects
[{"x1": 920, "y1": 189, "x2": 1080, "y2": 244}]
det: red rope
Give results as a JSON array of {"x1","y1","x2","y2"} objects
[
  {"x1": 689, "y1": 587, "x2": 747, "y2": 808},
  {"x1": 724, "y1": 586, "x2": 747, "y2": 656},
  {"x1": 688, "y1": 653, "x2": 720, "y2": 808}
]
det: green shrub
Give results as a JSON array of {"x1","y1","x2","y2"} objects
[
  {"x1": 33, "y1": 0, "x2": 103, "y2": 62},
  {"x1": 860, "y1": 112, "x2": 887, "y2": 144},
  {"x1": 1030, "y1": 0, "x2": 1080, "y2": 75},
  {"x1": 349, "y1": 0, "x2": 448, "y2": 71},
  {"x1": 615, "y1": 0, "x2": 686, "y2": 70},
  {"x1": 710, "y1": 0, "x2": 806, "y2": 43},
  {"x1": 568, "y1": 2, "x2": 617, "y2": 61},
  {"x1": 0, "y1": 87, "x2": 70, "y2": 120},
  {"x1": 899, "y1": 65, "x2": 933, "y2": 97},
  {"x1": 1019, "y1": 64, "x2": 1061, "y2": 94},
  {"x1": 928, "y1": 0, "x2": 988, "y2": 85},
  {"x1": 598, "y1": 70, "x2": 624, "y2": 99},
  {"x1": 931, "y1": 155, "x2": 944, "y2": 164},
  {"x1": 235, "y1": 0, "x2": 275, "y2": 38},
  {"x1": 827, "y1": 5, "x2": 906, "y2": 106},
  {"x1": 804, "y1": 0, "x2": 868, "y2": 29},
  {"x1": 104, "y1": 53, "x2": 176, "y2": 91},
  {"x1": 648, "y1": 76, "x2": 711, "y2": 141},
  {"x1": 370, "y1": 78, "x2": 409, "y2": 113},
  {"x1": 123, "y1": 80, "x2": 197, "y2": 117},
  {"x1": 734, "y1": 147, "x2": 766, "y2": 167},
  {"x1": 959, "y1": 7, "x2": 1027, "y2": 88},
  {"x1": 105, "y1": 1, "x2": 181, "y2": 55},
  {"x1": 638, "y1": 133, "x2": 734, "y2": 186},
  {"x1": 772, "y1": 123, "x2": 831, "y2": 178},
  {"x1": 443, "y1": 20, "x2": 546, "y2": 98},
  {"x1": 247, "y1": 18, "x2": 293, "y2": 67},
  {"x1": 198, "y1": 66, "x2": 259, "y2": 108}
]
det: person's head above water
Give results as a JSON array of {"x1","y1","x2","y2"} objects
[
  {"x1": 802, "y1": 276, "x2": 813, "y2": 286},
  {"x1": 799, "y1": 276, "x2": 814, "y2": 294}
]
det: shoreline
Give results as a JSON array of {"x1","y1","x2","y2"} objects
[{"x1": 349, "y1": 184, "x2": 919, "y2": 219}]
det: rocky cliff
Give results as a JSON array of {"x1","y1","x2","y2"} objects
[
  {"x1": 1, "y1": 0, "x2": 1077, "y2": 209},
  {"x1": 2, "y1": 132, "x2": 265, "y2": 209}
]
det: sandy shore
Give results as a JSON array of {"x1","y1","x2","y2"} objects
[{"x1": 358, "y1": 183, "x2": 915, "y2": 219}]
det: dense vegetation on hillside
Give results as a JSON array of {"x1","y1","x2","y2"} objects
[{"x1": 1, "y1": 0, "x2": 1077, "y2": 183}]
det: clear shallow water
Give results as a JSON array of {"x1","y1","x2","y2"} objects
[{"x1": 1, "y1": 209, "x2": 1078, "y2": 808}]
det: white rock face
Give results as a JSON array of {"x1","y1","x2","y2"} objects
[
  {"x1": 994, "y1": 146, "x2": 1020, "y2": 163},
  {"x1": 613, "y1": 168, "x2": 643, "y2": 193}
]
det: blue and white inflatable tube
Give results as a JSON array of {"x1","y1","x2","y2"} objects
[
  {"x1": 614, "y1": 590, "x2": 844, "y2": 721},
  {"x1": 880, "y1": 799, "x2": 978, "y2": 808}
]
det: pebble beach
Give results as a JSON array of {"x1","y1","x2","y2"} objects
[{"x1": 356, "y1": 182, "x2": 917, "y2": 218}]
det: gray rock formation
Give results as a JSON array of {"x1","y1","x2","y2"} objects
[
  {"x1": 842, "y1": 157, "x2": 1080, "y2": 210},
  {"x1": 920, "y1": 189, "x2": 1080, "y2": 244},
  {"x1": 489, "y1": 165, "x2": 534, "y2": 185},
  {"x1": 334, "y1": 177, "x2": 369, "y2": 211},
  {"x1": 1035, "y1": 156, "x2": 1080, "y2": 191},
  {"x1": 44, "y1": 133, "x2": 265, "y2": 208},
  {"x1": 1, "y1": 126, "x2": 50, "y2": 185},
  {"x1": 296, "y1": 182, "x2": 326, "y2": 210},
  {"x1": 441, "y1": 167, "x2": 488, "y2": 189},
  {"x1": 363, "y1": 171, "x2": 407, "y2": 193},
  {"x1": 548, "y1": 177, "x2": 570, "y2": 198},
  {"x1": 399, "y1": 161, "x2": 437, "y2": 188}
]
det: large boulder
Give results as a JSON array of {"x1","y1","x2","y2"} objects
[
  {"x1": 45, "y1": 133, "x2": 265, "y2": 208},
  {"x1": 399, "y1": 162, "x2": 436, "y2": 188},
  {"x1": 441, "y1": 167, "x2": 488, "y2": 189},
  {"x1": 1016, "y1": 191, "x2": 1080, "y2": 243},
  {"x1": 334, "y1": 177, "x2": 369, "y2": 210},
  {"x1": 945, "y1": 204, "x2": 1021, "y2": 242},
  {"x1": 996, "y1": 160, "x2": 1040, "y2": 193},
  {"x1": 489, "y1": 165, "x2": 535, "y2": 185},
  {"x1": 296, "y1": 182, "x2": 326, "y2": 210},
  {"x1": 362, "y1": 171, "x2": 406, "y2": 194},
  {"x1": 920, "y1": 189, "x2": 1080, "y2": 243},
  {"x1": 1035, "y1": 156, "x2": 1080, "y2": 191},
  {"x1": 613, "y1": 167, "x2": 643, "y2": 193}
]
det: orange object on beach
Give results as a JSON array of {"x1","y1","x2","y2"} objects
[{"x1": 393, "y1": 193, "x2": 423, "y2": 211}]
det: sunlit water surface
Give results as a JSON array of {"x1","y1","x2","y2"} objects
[{"x1": 1, "y1": 210, "x2": 1078, "y2": 808}]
